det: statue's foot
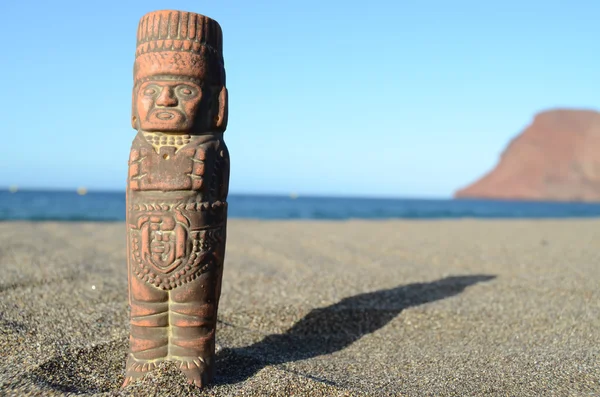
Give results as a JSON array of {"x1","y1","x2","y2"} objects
[
  {"x1": 175, "y1": 357, "x2": 212, "y2": 388},
  {"x1": 122, "y1": 355, "x2": 162, "y2": 388}
]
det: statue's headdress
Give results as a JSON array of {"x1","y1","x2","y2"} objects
[{"x1": 134, "y1": 10, "x2": 226, "y2": 87}]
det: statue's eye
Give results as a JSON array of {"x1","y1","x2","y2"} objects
[
  {"x1": 178, "y1": 86, "x2": 195, "y2": 97},
  {"x1": 143, "y1": 88, "x2": 156, "y2": 96}
]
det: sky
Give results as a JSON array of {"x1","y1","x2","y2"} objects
[{"x1": 0, "y1": 0, "x2": 598, "y2": 198}]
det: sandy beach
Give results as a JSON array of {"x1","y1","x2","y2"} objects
[{"x1": 0, "y1": 219, "x2": 598, "y2": 396}]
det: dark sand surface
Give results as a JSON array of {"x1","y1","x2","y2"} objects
[{"x1": 0, "y1": 220, "x2": 598, "y2": 396}]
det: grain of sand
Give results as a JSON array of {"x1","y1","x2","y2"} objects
[{"x1": 0, "y1": 220, "x2": 598, "y2": 396}]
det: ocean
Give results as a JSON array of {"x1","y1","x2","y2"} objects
[{"x1": 2, "y1": 190, "x2": 600, "y2": 221}]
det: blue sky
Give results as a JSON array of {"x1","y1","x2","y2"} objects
[{"x1": 1, "y1": 0, "x2": 598, "y2": 198}]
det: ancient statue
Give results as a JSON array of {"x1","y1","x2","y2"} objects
[{"x1": 123, "y1": 9, "x2": 229, "y2": 388}]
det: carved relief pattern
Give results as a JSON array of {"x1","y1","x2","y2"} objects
[
  {"x1": 127, "y1": 135, "x2": 226, "y2": 196},
  {"x1": 128, "y1": 141, "x2": 200, "y2": 192},
  {"x1": 129, "y1": 203, "x2": 225, "y2": 290}
]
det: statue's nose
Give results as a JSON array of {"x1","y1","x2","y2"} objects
[{"x1": 155, "y1": 87, "x2": 178, "y2": 107}]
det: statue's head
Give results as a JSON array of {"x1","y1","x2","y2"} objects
[{"x1": 132, "y1": 10, "x2": 228, "y2": 134}]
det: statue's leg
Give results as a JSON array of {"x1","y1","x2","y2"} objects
[
  {"x1": 123, "y1": 271, "x2": 169, "y2": 386},
  {"x1": 169, "y1": 254, "x2": 223, "y2": 387}
]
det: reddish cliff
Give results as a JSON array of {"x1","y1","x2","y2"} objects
[{"x1": 455, "y1": 109, "x2": 600, "y2": 202}]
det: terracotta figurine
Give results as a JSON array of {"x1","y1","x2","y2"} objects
[{"x1": 123, "y1": 9, "x2": 229, "y2": 388}]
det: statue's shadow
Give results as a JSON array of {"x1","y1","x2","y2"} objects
[
  {"x1": 23, "y1": 274, "x2": 494, "y2": 393},
  {"x1": 215, "y1": 274, "x2": 495, "y2": 385}
]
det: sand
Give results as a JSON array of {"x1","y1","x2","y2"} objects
[{"x1": 0, "y1": 219, "x2": 598, "y2": 396}]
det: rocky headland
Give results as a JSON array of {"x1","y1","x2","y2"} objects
[{"x1": 455, "y1": 109, "x2": 600, "y2": 202}]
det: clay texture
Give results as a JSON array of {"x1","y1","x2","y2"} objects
[
  {"x1": 123, "y1": 10, "x2": 229, "y2": 388},
  {"x1": 455, "y1": 109, "x2": 600, "y2": 202}
]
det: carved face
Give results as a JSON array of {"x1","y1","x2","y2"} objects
[{"x1": 135, "y1": 79, "x2": 204, "y2": 132}]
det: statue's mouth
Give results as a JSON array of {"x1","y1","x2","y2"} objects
[{"x1": 156, "y1": 111, "x2": 175, "y2": 120}]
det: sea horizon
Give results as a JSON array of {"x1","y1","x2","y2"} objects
[
  {"x1": 2, "y1": 188, "x2": 600, "y2": 221},
  {"x1": 4, "y1": 186, "x2": 454, "y2": 201}
]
